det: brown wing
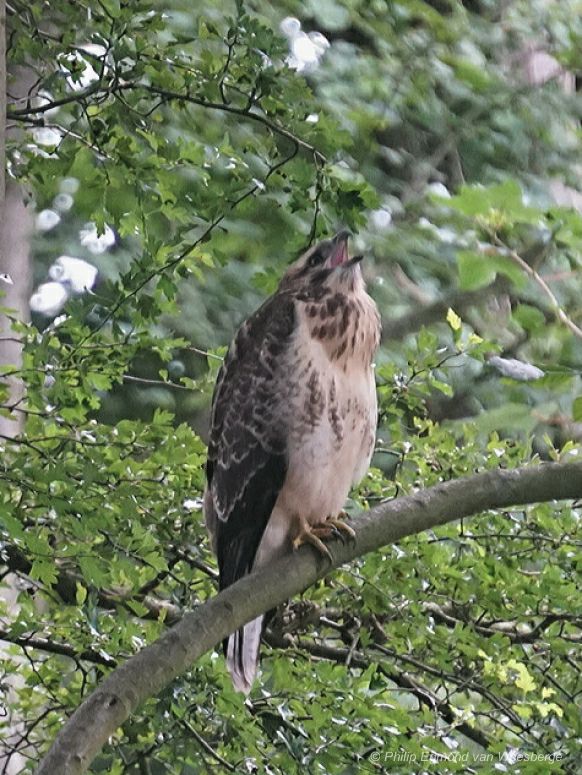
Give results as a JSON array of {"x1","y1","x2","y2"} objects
[{"x1": 205, "y1": 291, "x2": 296, "y2": 591}]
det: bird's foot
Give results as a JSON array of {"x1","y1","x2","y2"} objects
[
  {"x1": 292, "y1": 513, "x2": 355, "y2": 558},
  {"x1": 292, "y1": 523, "x2": 334, "y2": 560},
  {"x1": 325, "y1": 512, "x2": 356, "y2": 542}
]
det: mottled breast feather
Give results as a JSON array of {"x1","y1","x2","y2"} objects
[{"x1": 205, "y1": 292, "x2": 296, "y2": 591}]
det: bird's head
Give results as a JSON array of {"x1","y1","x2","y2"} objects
[{"x1": 279, "y1": 230, "x2": 364, "y2": 294}]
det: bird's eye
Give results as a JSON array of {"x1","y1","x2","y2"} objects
[{"x1": 307, "y1": 250, "x2": 324, "y2": 268}]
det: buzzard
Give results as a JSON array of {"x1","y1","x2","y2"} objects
[{"x1": 204, "y1": 230, "x2": 381, "y2": 693}]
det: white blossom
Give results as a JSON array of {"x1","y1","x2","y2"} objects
[
  {"x1": 280, "y1": 17, "x2": 329, "y2": 72},
  {"x1": 32, "y1": 127, "x2": 62, "y2": 147},
  {"x1": 60, "y1": 177, "x2": 80, "y2": 194},
  {"x1": 59, "y1": 48, "x2": 104, "y2": 91},
  {"x1": 427, "y1": 181, "x2": 451, "y2": 198},
  {"x1": 183, "y1": 498, "x2": 203, "y2": 511},
  {"x1": 53, "y1": 193, "x2": 74, "y2": 212},
  {"x1": 79, "y1": 222, "x2": 116, "y2": 254},
  {"x1": 49, "y1": 256, "x2": 98, "y2": 293},
  {"x1": 36, "y1": 209, "x2": 61, "y2": 232},
  {"x1": 30, "y1": 282, "x2": 69, "y2": 316},
  {"x1": 371, "y1": 208, "x2": 392, "y2": 230}
]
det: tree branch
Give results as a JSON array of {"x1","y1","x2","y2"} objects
[
  {"x1": 491, "y1": 235, "x2": 582, "y2": 340},
  {"x1": 1, "y1": 545, "x2": 182, "y2": 624},
  {"x1": 0, "y1": 629, "x2": 116, "y2": 667},
  {"x1": 139, "y1": 85, "x2": 326, "y2": 164},
  {"x1": 264, "y1": 631, "x2": 492, "y2": 749},
  {"x1": 35, "y1": 460, "x2": 582, "y2": 775}
]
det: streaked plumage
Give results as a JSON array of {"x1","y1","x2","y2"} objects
[{"x1": 204, "y1": 230, "x2": 381, "y2": 693}]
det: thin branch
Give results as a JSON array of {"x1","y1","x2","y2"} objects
[
  {"x1": 122, "y1": 374, "x2": 193, "y2": 391},
  {"x1": 265, "y1": 631, "x2": 491, "y2": 749},
  {"x1": 1, "y1": 544, "x2": 183, "y2": 624},
  {"x1": 6, "y1": 78, "x2": 107, "y2": 118},
  {"x1": 422, "y1": 602, "x2": 577, "y2": 644},
  {"x1": 0, "y1": 629, "x2": 116, "y2": 667},
  {"x1": 6, "y1": 78, "x2": 326, "y2": 165},
  {"x1": 35, "y1": 460, "x2": 582, "y2": 775},
  {"x1": 491, "y1": 236, "x2": 582, "y2": 340},
  {"x1": 139, "y1": 84, "x2": 326, "y2": 164},
  {"x1": 179, "y1": 719, "x2": 235, "y2": 772}
]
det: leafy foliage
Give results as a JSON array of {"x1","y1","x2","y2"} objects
[{"x1": 1, "y1": 0, "x2": 581, "y2": 773}]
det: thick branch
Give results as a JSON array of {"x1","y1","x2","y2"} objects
[
  {"x1": 36, "y1": 460, "x2": 582, "y2": 775},
  {"x1": 0, "y1": 0, "x2": 5, "y2": 201}
]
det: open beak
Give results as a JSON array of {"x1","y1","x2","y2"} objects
[
  {"x1": 328, "y1": 230, "x2": 364, "y2": 269},
  {"x1": 328, "y1": 230, "x2": 351, "y2": 268}
]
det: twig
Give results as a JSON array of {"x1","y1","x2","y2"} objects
[
  {"x1": 64, "y1": 145, "x2": 299, "y2": 358},
  {"x1": 139, "y1": 84, "x2": 326, "y2": 164},
  {"x1": 0, "y1": 629, "x2": 116, "y2": 667},
  {"x1": 122, "y1": 374, "x2": 193, "y2": 391},
  {"x1": 179, "y1": 719, "x2": 235, "y2": 771},
  {"x1": 491, "y1": 236, "x2": 582, "y2": 339},
  {"x1": 265, "y1": 631, "x2": 492, "y2": 749}
]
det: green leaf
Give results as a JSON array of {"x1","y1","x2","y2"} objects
[
  {"x1": 512, "y1": 303, "x2": 546, "y2": 332},
  {"x1": 29, "y1": 560, "x2": 58, "y2": 587},
  {"x1": 86, "y1": 372, "x2": 113, "y2": 391},
  {"x1": 514, "y1": 703, "x2": 533, "y2": 720},
  {"x1": 79, "y1": 556, "x2": 109, "y2": 587},
  {"x1": 457, "y1": 250, "x2": 496, "y2": 290},
  {"x1": 76, "y1": 582, "x2": 88, "y2": 606},
  {"x1": 446, "y1": 180, "x2": 540, "y2": 222},
  {"x1": 0, "y1": 511, "x2": 26, "y2": 540},
  {"x1": 446, "y1": 307, "x2": 462, "y2": 331}
]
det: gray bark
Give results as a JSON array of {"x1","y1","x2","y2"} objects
[
  {"x1": 0, "y1": 182, "x2": 33, "y2": 435},
  {"x1": 35, "y1": 460, "x2": 582, "y2": 775},
  {"x1": 0, "y1": 0, "x2": 4, "y2": 201},
  {"x1": 0, "y1": 13, "x2": 35, "y2": 771}
]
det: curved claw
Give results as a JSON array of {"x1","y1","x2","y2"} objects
[
  {"x1": 292, "y1": 524, "x2": 333, "y2": 560},
  {"x1": 291, "y1": 512, "x2": 356, "y2": 560},
  {"x1": 326, "y1": 515, "x2": 356, "y2": 541}
]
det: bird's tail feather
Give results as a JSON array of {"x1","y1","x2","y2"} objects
[{"x1": 226, "y1": 615, "x2": 263, "y2": 694}]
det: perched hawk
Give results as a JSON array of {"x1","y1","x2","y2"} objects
[{"x1": 204, "y1": 230, "x2": 381, "y2": 693}]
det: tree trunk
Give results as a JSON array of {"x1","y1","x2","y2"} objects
[{"x1": 0, "y1": 6, "x2": 35, "y2": 769}]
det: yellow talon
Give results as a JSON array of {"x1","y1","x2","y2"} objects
[{"x1": 292, "y1": 524, "x2": 333, "y2": 560}]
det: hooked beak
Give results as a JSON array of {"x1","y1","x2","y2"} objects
[
  {"x1": 328, "y1": 230, "x2": 363, "y2": 269},
  {"x1": 328, "y1": 229, "x2": 351, "y2": 268}
]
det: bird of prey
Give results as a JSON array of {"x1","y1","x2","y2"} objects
[{"x1": 204, "y1": 230, "x2": 381, "y2": 693}]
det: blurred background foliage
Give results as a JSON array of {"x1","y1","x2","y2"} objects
[{"x1": 1, "y1": 0, "x2": 581, "y2": 772}]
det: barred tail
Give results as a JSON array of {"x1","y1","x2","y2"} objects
[{"x1": 226, "y1": 615, "x2": 263, "y2": 694}]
